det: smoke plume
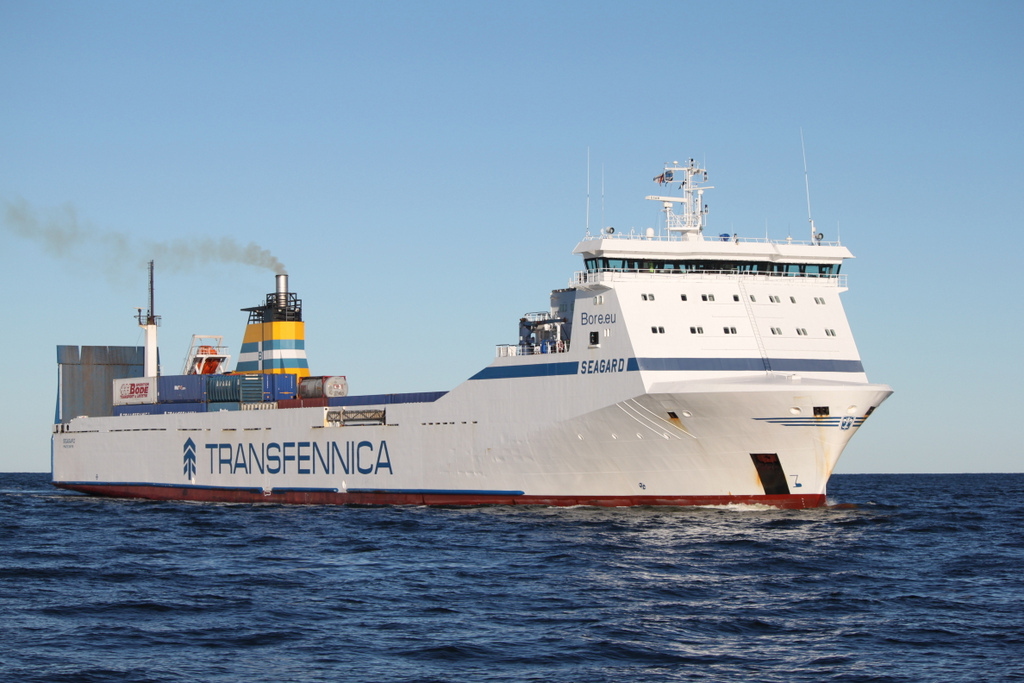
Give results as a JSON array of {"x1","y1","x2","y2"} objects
[{"x1": 3, "y1": 198, "x2": 287, "y2": 275}]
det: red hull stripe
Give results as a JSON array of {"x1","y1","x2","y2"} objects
[{"x1": 53, "y1": 482, "x2": 826, "y2": 509}]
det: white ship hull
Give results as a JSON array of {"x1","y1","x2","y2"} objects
[{"x1": 54, "y1": 370, "x2": 890, "y2": 508}]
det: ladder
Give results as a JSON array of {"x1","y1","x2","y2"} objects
[{"x1": 737, "y1": 279, "x2": 772, "y2": 373}]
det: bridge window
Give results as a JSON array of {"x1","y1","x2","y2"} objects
[{"x1": 582, "y1": 258, "x2": 841, "y2": 276}]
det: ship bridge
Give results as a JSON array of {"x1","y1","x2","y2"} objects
[{"x1": 573, "y1": 159, "x2": 852, "y2": 284}]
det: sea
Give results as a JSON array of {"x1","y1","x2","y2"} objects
[{"x1": 1, "y1": 472, "x2": 1021, "y2": 683}]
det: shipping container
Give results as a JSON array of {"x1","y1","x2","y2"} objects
[
  {"x1": 206, "y1": 375, "x2": 242, "y2": 402},
  {"x1": 208, "y1": 401, "x2": 241, "y2": 412},
  {"x1": 157, "y1": 375, "x2": 207, "y2": 403},
  {"x1": 112, "y1": 377, "x2": 158, "y2": 406},
  {"x1": 277, "y1": 397, "x2": 328, "y2": 409},
  {"x1": 207, "y1": 374, "x2": 264, "y2": 402},
  {"x1": 263, "y1": 373, "x2": 297, "y2": 401},
  {"x1": 297, "y1": 376, "x2": 348, "y2": 399},
  {"x1": 241, "y1": 401, "x2": 278, "y2": 411},
  {"x1": 326, "y1": 394, "x2": 388, "y2": 407}
]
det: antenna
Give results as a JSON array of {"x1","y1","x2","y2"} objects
[
  {"x1": 585, "y1": 147, "x2": 591, "y2": 236},
  {"x1": 601, "y1": 163, "x2": 605, "y2": 234},
  {"x1": 800, "y1": 128, "x2": 819, "y2": 243}
]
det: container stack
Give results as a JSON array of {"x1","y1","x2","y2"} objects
[{"x1": 112, "y1": 373, "x2": 299, "y2": 415}]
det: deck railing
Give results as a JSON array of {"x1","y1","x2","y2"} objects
[{"x1": 572, "y1": 270, "x2": 847, "y2": 288}]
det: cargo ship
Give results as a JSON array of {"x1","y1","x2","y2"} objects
[{"x1": 52, "y1": 160, "x2": 892, "y2": 508}]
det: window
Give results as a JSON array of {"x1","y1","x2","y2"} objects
[
  {"x1": 690, "y1": 326, "x2": 704, "y2": 334},
  {"x1": 593, "y1": 295, "x2": 605, "y2": 305},
  {"x1": 796, "y1": 328, "x2": 808, "y2": 336},
  {"x1": 723, "y1": 327, "x2": 737, "y2": 334},
  {"x1": 770, "y1": 327, "x2": 783, "y2": 335},
  {"x1": 733, "y1": 295, "x2": 740, "y2": 302},
  {"x1": 790, "y1": 296, "x2": 797, "y2": 303},
  {"x1": 701, "y1": 294, "x2": 715, "y2": 302},
  {"x1": 769, "y1": 296, "x2": 780, "y2": 303},
  {"x1": 749, "y1": 295, "x2": 757, "y2": 302},
  {"x1": 589, "y1": 331, "x2": 599, "y2": 346},
  {"x1": 651, "y1": 326, "x2": 666, "y2": 334},
  {"x1": 825, "y1": 329, "x2": 837, "y2": 337},
  {"x1": 641, "y1": 293, "x2": 655, "y2": 301},
  {"x1": 814, "y1": 406, "x2": 830, "y2": 417},
  {"x1": 814, "y1": 297, "x2": 826, "y2": 305},
  {"x1": 680, "y1": 294, "x2": 688, "y2": 302}
]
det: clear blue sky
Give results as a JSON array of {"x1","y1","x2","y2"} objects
[{"x1": 2, "y1": 1, "x2": 1021, "y2": 473}]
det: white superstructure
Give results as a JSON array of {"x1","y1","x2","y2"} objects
[{"x1": 52, "y1": 160, "x2": 891, "y2": 508}]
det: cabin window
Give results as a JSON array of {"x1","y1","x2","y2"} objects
[
  {"x1": 701, "y1": 294, "x2": 715, "y2": 302},
  {"x1": 651, "y1": 326, "x2": 666, "y2": 334},
  {"x1": 723, "y1": 327, "x2": 737, "y2": 334},
  {"x1": 680, "y1": 294, "x2": 688, "y2": 301},
  {"x1": 589, "y1": 331, "x2": 599, "y2": 346},
  {"x1": 814, "y1": 297, "x2": 826, "y2": 305},
  {"x1": 825, "y1": 329, "x2": 837, "y2": 337},
  {"x1": 732, "y1": 295, "x2": 740, "y2": 302},
  {"x1": 769, "y1": 296, "x2": 780, "y2": 303},
  {"x1": 814, "y1": 406, "x2": 830, "y2": 417},
  {"x1": 689, "y1": 326, "x2": 704, "y2": 334},
  {"x1": 790, "y1": 296, "x2": 797, "y2": 303},
  {"x1": 796, "y1": 328, "x2": 808, "y2": 336},
  {"x1": 749, "y1": 295, "x2": 756, "y2": 302},
  {"x1": 770, "y1": 327, "x2": 783, "y2": 335}
]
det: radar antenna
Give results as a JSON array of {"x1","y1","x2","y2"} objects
[{"x1": 645, "y1": 158, "x2": 713, "y2": 238}]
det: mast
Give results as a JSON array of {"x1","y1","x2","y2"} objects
[
  {"x1": 136, "y1": 260, "x2": 161, "y2": 377},
  {"x1": 646, "y1": 159, "x2": 713, "y2": 238}
]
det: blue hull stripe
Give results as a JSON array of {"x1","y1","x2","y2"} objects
[
  {"x1": 470, "y1": 357, "x2": 864, "y2": 380},
  {"x1": 470, "y1": 362, "x2": 579, "y2": 380}
]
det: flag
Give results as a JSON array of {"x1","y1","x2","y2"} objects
[{"x1": 653, "y1": 173, "x2": 665, "y2": 184}]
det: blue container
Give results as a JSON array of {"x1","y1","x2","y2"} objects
[
  {"x1": 208, "y1": 401, "x2": 241, "y2": 412},
  {"x1": 263, "y1": 373, "x2": 297, "y2": 401},
  {"x1": 327, "y1": 394, "x2": 388, "y2": 407},
  {"x1": 157, "y1": 375, "x2": 207, "y2": 403}
]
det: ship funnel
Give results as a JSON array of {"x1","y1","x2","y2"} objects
[
  {"x1": 238, "y1": 272, "x2": 309, "y2": 378},
  {"x1": 276, "y1": 273, "x2": 288, "y2": 308}
]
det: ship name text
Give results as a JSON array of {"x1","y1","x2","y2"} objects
[
  {"x1": 579, "y1": 358, "x2": 627, "y2": 374},
  {"x1": 206, "y1": 440, "x2": 393, "y2": 476},
  {"x1": 580, "y1": 312, "x2": 617, "y2": 326}
]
